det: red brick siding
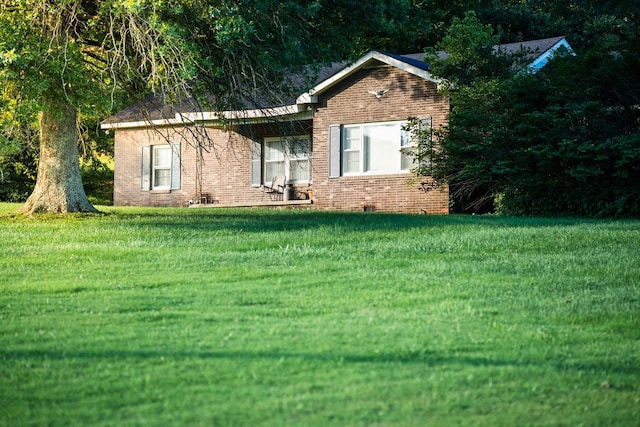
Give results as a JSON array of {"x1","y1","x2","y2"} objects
[
  {"x1": 113, "y1": 65, "x2": 450, "y2": 213},
  {"x1": 113, "y1": 126, "x2": 266, "y2": 207},
  {"x1": 113, "y1": 122, "x2": 312, "y2": 207},
  {"x1": 311, "y1": 65, "x2": 450, "y2": 213}
]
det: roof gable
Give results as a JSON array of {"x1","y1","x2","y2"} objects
[
  {"x1": 512, "y1": 36, "x2": 574, "y2": 72},
  {"x1": 499, "y1": 36, "x2": 569, "y2": 57},
  {"x1": 296, "y1": 50, "x2": 440, "y2": 104}
]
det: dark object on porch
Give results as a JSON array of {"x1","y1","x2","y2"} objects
[
  {"x1": 189, "y1": 193, "x2": 218, "y2": 205},
  {"x1": 283, "y1": 182, "x2": 296, "y2": 201},
  {"x1": 200, "y1": 193, "x2": 218, "y2": 204},
  {"x1": 294, "y1": 188, "x2": 311, "y2": 200}
]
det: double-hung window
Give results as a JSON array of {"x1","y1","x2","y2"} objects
[
  {"x1": 261, "y1": 136, "x2": 311, "y2": 184},
  {"x1": 141, "y1": 143, "x2": 181, "y2": 190},
  {"x1": 264, "y1": 139, "x2": 286, "y2": 182},
  {"x1": 342, "y1": 126, "x2": 362, "y2": 174},
  {"x1": 153, "y1": 145, "x2": 172, "y2": 189},
  {"x1": 288, "y1": 137, "x2": 312, "y2": 182}
]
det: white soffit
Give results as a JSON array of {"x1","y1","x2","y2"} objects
[{"x1": 101, "y1": 105, "x2": 312, "y2": 130}]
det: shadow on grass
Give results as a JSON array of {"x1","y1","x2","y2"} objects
[
  {"x1": 4, "y1": 202, "x2": 629, "y2": 234},
  {"x1": 106, "y1": 207, "x2": 613, "y2": 234},
  {"x1": 1, "y1": 348, "x2": 635, "y2": 376}
]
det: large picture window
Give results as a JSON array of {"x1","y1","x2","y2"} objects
[
  {"x1": 342, "y1": 121, "x2": 412, "y2": 175},
  {"x1": 141, "y1": 143, "x2": 181, "y2": 190},
  {"x1": 262, "y1": 136, "x2": 311, "y2": 184},
  {"x1": 329, "y1": 119, "x2": 430, "y2": 178}
]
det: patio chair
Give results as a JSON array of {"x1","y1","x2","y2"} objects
[{"x1": 262, "y1": 176, "x2": 286, "y2": 201}]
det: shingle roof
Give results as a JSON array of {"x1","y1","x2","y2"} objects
[
  {"x1": 103, "y1": 95, "x2": 196, "y2": 124},
  {"x1": 103, "y1": 36, "x2": 569, "y2": 127},
  {"x1": 397, "y1": 36, "x2": 569, "y2": 67},
  {"x1": 375, "y1": 50, "x2": 432, "y2": 72},
  {"x1": 498, "y1": 35, "x2": 567, "y2": 58}
]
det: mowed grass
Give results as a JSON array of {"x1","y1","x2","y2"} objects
[{"x1": 0, "y1": 203, "x2": 638, "y2": 426}]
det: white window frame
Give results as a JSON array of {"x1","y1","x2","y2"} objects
[
  {"x1": 251, "y1": 140, "x2": 262, "y2": 187},
  {"x1": 342, "y1": 126, "x2": 361, "y2": 175},
  {"x1": 263, "y1": 136, "x2": 312, "y2": 184},
  {"x1": 341, "y1": 120, "x2": 413, "y2": 176},
  {"x1": 152, "y1": 145, "x2": 172, "y2": 190},
  {"x1": 264, "y1": 138, "x2": 286, "y2": 184},
  {"x1": 400, "y1": 125, "x2": 416, "y2": 171},
  {"x1": 141, "y1": 143, "x2": 181, "y2": 191}
]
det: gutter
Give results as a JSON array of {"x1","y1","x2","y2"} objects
[{"x1": 101, "y1": 103, "x2": 313, "y2": 130}]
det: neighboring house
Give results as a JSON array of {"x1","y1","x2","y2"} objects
[{"x1": 102, "y1": 36, "x2": 571, "y2": 213}]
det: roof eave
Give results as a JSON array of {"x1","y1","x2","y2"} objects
[
  {"x1": 100, "y1": 104, "x2": 312, "y2": 130},
  {"x1": 100, "y1": 117, "x2": 186, "y2": 130},
  {"x1": 184, "y1": 104, "x2": 313, "y2": 124}
]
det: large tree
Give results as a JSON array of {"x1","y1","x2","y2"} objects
[
  {"x1": 0, "y1": 0, "x2": 317, "y2": 213},
  {"x1": 3, "y1": 0, "x2": 450, "y2": 215},
  {"x1": 2, "y1": 0, "x2": 437, "y2": 214}
]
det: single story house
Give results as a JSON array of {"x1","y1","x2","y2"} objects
[{"x1": 102, "y1": 36, "x2": 572, "y2": 213}]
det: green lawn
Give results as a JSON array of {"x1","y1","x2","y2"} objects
[{"x1": 1, "y1": 203, "x2": 639, "y2": 426}]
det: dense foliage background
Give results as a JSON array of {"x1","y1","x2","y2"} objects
[
  {"x1": 420, "y1": 6, "x2": 640, "y2": 217},
  {"x1": 1, "y1": 0, "x2": 638, "y2": 216}
]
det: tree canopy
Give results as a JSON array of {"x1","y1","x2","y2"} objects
[
  {"x1": 1, "y1": 0, "x2": 639, "y2": 216},
  {"x1": 0, "y1": 0, "x2": 439, "y2": 213},
  {"x1": 413, "y1": 3, "x2": 640, "y2": 217}
]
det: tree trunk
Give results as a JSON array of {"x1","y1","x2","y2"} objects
[{"x1": 19, "y1": 98, "x2": 97, "y2": 214}]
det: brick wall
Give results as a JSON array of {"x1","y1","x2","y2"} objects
[
  {"x1": 310, "y1": 65, "x2": 450, "y2": 214},
  {"x1": 114, "y1": 125, "x2": 258, "y2": 207},
  {"x1": 113, "y1": 121, "x2": 312, "y2": 207},
  {"x1": 113, "y1": 64, "x2": 450, "y2": 213}
]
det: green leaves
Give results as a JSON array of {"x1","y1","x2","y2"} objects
[
  {"x1": 434, "y1": 49, "x2": 640, "y2": 216},
  {"x1": 418, "y1": 2, "x2": 640, "y2": 217},
  {"x1": 0, "y1": 48, "x2": 18, "y2": 65},
  {"x1": 425, "y1": 11, "x2": 509, "y2": 91}
]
